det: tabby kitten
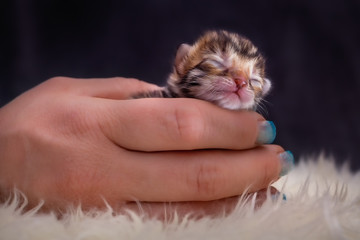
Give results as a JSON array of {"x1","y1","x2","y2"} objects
[{"x1": 133, "y1": 30, "x2": 271, "y2": 110}]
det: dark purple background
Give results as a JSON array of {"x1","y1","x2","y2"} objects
[{"x1": 1, "y1": 0, "x2": 360, "y2": 169}]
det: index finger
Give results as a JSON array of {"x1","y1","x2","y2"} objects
[{"x1": 100, "y1": 98, "x2": 275, "y2": 151}]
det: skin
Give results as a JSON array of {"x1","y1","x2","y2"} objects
[{"x1": 0, "y1": 77, "x2": 285, "y2": 217}]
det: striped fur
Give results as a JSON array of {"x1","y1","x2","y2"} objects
[{"x1": 132, "y1": 30, "x2": 271, "y2": 110}]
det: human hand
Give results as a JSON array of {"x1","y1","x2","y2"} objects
[{"x1": 0, "y1": 77, "x2": 293, "y2": 214}]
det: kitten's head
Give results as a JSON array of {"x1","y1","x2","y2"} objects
[{"x1": 168, "y1": 30, "x2": 271, "y2": 110}]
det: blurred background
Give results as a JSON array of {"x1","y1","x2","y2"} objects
[{"x1": 1, "y1": 0, "x2": 359, "y2": 169}]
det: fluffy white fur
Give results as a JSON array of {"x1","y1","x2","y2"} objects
[{"x1": 1, "y1": 154, "x2": 360, "y2": 240}]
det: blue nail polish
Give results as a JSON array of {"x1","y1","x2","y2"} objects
[
  {"x1": 256, "y1": 121, "x2": 276, "y2": 144},
  {"x1": 279, "y1": 151, "x2": 295, "y2": 176},
  {"x1": 282, "y1": 193, "x2": 287, "y2": 201}
]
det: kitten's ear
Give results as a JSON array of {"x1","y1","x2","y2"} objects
[
  {"x1": 175, "y1": 43, "x2": 191, "y2": 70},
  {"x1": 262, "y1": 78, "x2": 272, "y2": 95}
]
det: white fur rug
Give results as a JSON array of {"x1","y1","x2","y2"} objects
[{"x1": 1, "y1": 154, "x2": 360, "y2": 240}]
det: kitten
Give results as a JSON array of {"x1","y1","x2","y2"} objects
[{"x1": 133, "y1": 30, "x2": 271, "y2": 110}]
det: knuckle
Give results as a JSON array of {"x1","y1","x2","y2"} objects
[
  {"x1": 46, "y1": 76, "x2": 72, "y2": 86},
  {"x1": 42, "y1": 77, "x2": 76, "y2": 93},
  {"x1": 189, "y1": 161, "x2": 223, "y2": 199},
  {"x1": 172, "y1": 106, "x2": 205, "y2": 147}
]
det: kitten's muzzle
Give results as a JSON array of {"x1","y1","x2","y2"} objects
[{"x1": 234, "y1": 77, "x2": 248, "y2": 89}]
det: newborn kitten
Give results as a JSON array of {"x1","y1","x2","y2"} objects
[{"x1": 133, "y1": 30, "x2": 271, "y2": 110}]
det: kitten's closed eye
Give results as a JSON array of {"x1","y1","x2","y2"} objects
[
  {"x1": 132, "y1": 30, "x2": 272, "y2": 111},
  {"x1": 249, "y1": 77, "x2": 262, "y2": 88}
]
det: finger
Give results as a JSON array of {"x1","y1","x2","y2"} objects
[
  {"x1": 118, "y1": 187, "x2": 280, "y2": 220},
  {"x1": 104, "y1": 144, "x2": 285, "y2": 202},
  {"x1": 81, "y1": 77, "x2": 160, "y2": 99},
  {"x1": 102, "y1": 97, "x2": 271, "y2": 151},
  {"x1": 47, "y1": 77, "x2": 160, "y2": 99}
]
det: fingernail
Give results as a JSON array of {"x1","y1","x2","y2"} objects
[
  {"x1": 256, "y1": 121, "x2": 276, "y2": 144},
  {"x1": 279, "y1": 151, "x2": 295, "y2": 176}
]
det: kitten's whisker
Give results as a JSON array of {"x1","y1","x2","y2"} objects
[
  {"x1": 260, "y1": 98, "x2": 271, "y2": 105},
  {"x1": 133, "y1": 30, "x2": 272, "y2": 112},
  {"x1": 256, "y1": 99, "x2": 269, "y2": 117}
]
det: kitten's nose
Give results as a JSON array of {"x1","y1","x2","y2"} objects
[{"x1": 234, "y1": 77, "x2": 248, "y2": 88}]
